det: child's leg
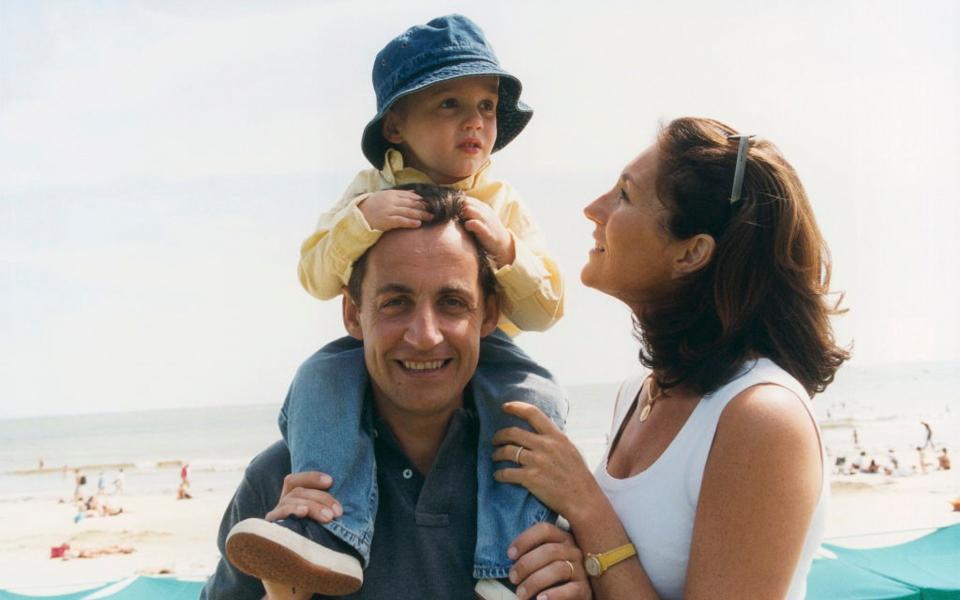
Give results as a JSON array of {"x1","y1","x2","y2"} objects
[
  {"x1": 471, "y1": 330, "x2": 568, "y2": 579},
  {"x1": 280, "y1": 336, "x2": 379, "y2": 552},
  {"x1": 227, "y1": 337, "x2": 373, "y2": 594}
]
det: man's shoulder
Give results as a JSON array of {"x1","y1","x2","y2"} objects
[{"x1": 244, "y1": 440, "x2": 291, "y2": 486}]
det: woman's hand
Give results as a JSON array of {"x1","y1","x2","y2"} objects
[
  {"x1": 264, "y1": 471, "x2": 343, "y2": 524},
  {"x1": 508, "y1": 522, "x2": 591, "y2": 600},
  {"x1": 492, "y1": 402, "x2": 602, "y2": 520}
]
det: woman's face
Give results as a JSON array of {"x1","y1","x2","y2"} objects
[{"x1": 581, "y1": 145, "x2": 684, "y2": 309}]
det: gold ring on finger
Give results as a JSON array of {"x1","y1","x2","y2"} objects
[
  {"x1": 564, "y1": 559, "x2": 575, "y2": 580},
  {"x1": 514, "y1": 445, "x2": 525, "y2": 465}
]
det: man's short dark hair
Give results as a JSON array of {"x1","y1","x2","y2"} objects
[{"x1": 346, "y1": 184, "x2": 498, "y2": 306}]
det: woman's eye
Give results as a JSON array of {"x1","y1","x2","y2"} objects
[
  {"x1": 440, "y1": 98, "x2": 458, "y2": 109},
  {"x1": 479, "y1": 99, "x2": 496, "y2": 112},
  {"x1": 618, "y1": 188, "x2": 629, "y2": 203}
]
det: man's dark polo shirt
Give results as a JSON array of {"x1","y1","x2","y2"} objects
[{"x1": 201, "y1": 405, "x2": 479, "y2": 599}]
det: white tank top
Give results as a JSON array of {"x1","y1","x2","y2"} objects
[{"x1": 593, "y1": 358, "x2": 828, "y2": 599}]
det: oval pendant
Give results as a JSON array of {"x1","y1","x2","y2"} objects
[{"x1": 639, "y1": 403, "x2": 652, "y2": 422}]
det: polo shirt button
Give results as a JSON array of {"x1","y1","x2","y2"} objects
[{"x1": 402, "y1": 468, "x2": 413, "y2": 480}]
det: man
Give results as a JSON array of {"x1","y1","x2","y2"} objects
[{"x1": 202, "y1": 187, "x2": 564, "y2": 599}]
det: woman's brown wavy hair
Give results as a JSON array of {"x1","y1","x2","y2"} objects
[{"x1": 637, "y1": 117, "x2": 849, "y2": 396}]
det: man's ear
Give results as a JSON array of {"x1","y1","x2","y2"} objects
[
  {"x1": 672, "y1": 233, "x2": 716, "y2": 278},
  {"x1": 381, "y1": 110, "x2": 404, "y2": 145},
  {"x1": 342, "y1": 290, "x2": 364, "y2": 340},
  {"x1": 479, "y1": 293, "x2": 500, "y2": 338}
]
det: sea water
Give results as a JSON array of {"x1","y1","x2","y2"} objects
[{"x1": 2, "y1": 360, "x2": 957, "y2": 501}]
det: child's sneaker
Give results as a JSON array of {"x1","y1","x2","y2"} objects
[
  {"x1": 474, "y1": 578, "x2": 518, "y2": 599},
  {"x1": 225, "y1": 516, "x2": 362, "y2": 595}
]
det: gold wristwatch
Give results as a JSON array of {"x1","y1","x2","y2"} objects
[{"x1": 584, "y1": 542, "x2": 637, "y2": 577}]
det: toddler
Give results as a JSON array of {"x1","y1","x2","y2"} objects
[{"x1": 225, "y1": 14, "x2": 566, "y2": 596}]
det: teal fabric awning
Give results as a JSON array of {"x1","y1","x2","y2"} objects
[
  {"x1": 824, "y1": 525, "x2": 960, "y2": 599},
  {"x1": 0, "y1": 577, "x2": 203, "y2": 599},
  {"x1": 806, "y1": 557, "x2": 922, "y2": 600}
]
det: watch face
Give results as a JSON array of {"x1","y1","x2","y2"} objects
[{"x1": 585, "y1": 556, "x2": 601, "y2": 577}]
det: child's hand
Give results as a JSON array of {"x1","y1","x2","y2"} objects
[
  {"x1": 358, "y1": 189, "x2": 431, "y2": 231},
  {"x1": 461, "y1": 197, "x2": 515, "y2": 267}
]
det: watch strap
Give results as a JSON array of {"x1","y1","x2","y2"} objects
[{"x1": 587, "y1": 542, "x2": 637, "y2": 576}]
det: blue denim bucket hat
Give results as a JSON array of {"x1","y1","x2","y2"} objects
[{"x1": 361, "y1": 14, "x2": 533, "y2": 169}]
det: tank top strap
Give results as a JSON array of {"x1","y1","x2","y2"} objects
[
  {"x1": 697, "y1": 358, "x2": 810, "y2": 420},
  {"x1": 609, "y1": 371, "x2": 647, "y2": 438}
]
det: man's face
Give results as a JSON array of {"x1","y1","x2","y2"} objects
[{"x1": 343, "y1": 221, "x2": 499, "y2": 423}]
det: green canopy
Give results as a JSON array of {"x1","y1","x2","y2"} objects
[
  {"x1": 807, "y1": 557, "x2": 923, "y2": 600},
  {"x1": 0, "y1": 577, "x2": 203, "y2": 599},
  {"x1": 824, "y1": 525, "x2": 960, "y2": 599}
]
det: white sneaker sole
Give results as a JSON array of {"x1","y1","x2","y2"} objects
[
  {"x1": 474, "y1": 579, "x2": 518, "y2": 600},
  {"x1": 226, "y1": 518, "x2": 363, "y2": 595}
]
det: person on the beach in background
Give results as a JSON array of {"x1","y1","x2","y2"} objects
[
  {"x1": 853, "y1": 427, "x2": 860, "y2": 447},
  {"x1": 74, "y1": 475, "x2": 90, "y2": 503},
  {"x1": 177, "y1": 480, "x2": 193, "y2": 500},
  {"x1": 113, "y1": 468, "x2": 125, "y2": 495},
  {"x1": 180, "y1": 462, "x2": 190, "y2": 487},
  {"x1": 222, "y1": 14, "x2": 566, "y2": 598},
  {"x1": 917, "y1": 446, "x2": 932, "y2": 474},
  {"x1": 938, "y1": 447, "x2": 951, "y2": 471},
  {"x1": 97, "y1": 472, "x2": 106, "y2": 493},
  {"x1": 851, "y1": 451, "x2": 866, "y2": 474},
  {"x1": 50, "y1": 543, "x2": 134, "y2": 560},
  {"x1": 884, "y1": 449, "x2": 901, "y2": 476},
  {"x1": 72, "y1": 469, "x2": 83, "y2": 500},
  {"x1": 203, "y1": 188, "x2": 586, "y2": 600},
  {"x1": 921, "y1": 420, "x2": 934, "y2": 450},
  {"x1": 490, "y1": 119, "x2": 848, "y2": 599}
]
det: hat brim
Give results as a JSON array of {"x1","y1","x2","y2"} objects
[{"x1": 361, "y1": 63, "x2": 533, "y2": 170}]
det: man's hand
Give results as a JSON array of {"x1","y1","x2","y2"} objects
[
  {"x1": 264, "y1": 471, "x2": 342, "y2": 525},
  {"x1": 358, "y1": 189, "x2": 431, "y2": 231},
  {"x1": 508, "y1": 523, "x2": 591, "y2": 600},
  {"x1": 460, "y1": 197, "x2": 515, "y2": 267}
]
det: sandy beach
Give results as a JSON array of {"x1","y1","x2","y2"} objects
[
  {"x1": 0, "y1": 488, "x2": 227, "y2": 595},
  {"x1": 1, "y1": 467, "x2": 958, "y2": 596}
]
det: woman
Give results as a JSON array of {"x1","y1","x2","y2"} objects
[{"x1": 493, "y1": 117, "x2": 848, "y2": 600}]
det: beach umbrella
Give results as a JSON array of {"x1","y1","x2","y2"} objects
[
  {"x1": 824, "y1": 524, "x2": 960, "y2": 599},
  {"x1": 806, "y1": 556, "x2": 922, "y2": 600}
]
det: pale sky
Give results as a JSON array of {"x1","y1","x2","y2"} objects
[{"x1": 2, "y1": 0, "x2": 958, "y2": 419}]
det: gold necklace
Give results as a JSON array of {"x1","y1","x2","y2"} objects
[{"x1": 638, "y1": 377, "x2": 666, "y2": 422}]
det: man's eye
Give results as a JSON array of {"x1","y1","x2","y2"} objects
[
  {"x1": 440, "y1": 98, "x2": 458, "y2": 109},
  {"x1": 618, "y1": 188, "x2": 629, "y2": 203},
  {"x1": 479, "y1": 99, "x2": 497, "y2": 112},
  {"x1": 382, "y1": 297, "x2": 409, "y2": 309},
  {"x1": 440, "y1": 297, "x2": 469, "y2": 310}
]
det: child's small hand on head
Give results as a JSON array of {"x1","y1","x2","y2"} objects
[
  {"x1": 460, "y1": 196, "x2": 515, "y2": 268},
  {"x1": 359, "y1": 189, "x2": 432, "y2": 232}
]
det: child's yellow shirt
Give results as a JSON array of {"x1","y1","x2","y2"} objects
[{"x1": 298, "y1": 149, "x2": 564, "y2": 336}]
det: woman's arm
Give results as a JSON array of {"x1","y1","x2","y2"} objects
[
  {"x1": 494, "y1": 385, "x2": 822, "y2": 600},
  {"x1": 683, "y1": 384, "x2": 822, "y2": 598}
]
